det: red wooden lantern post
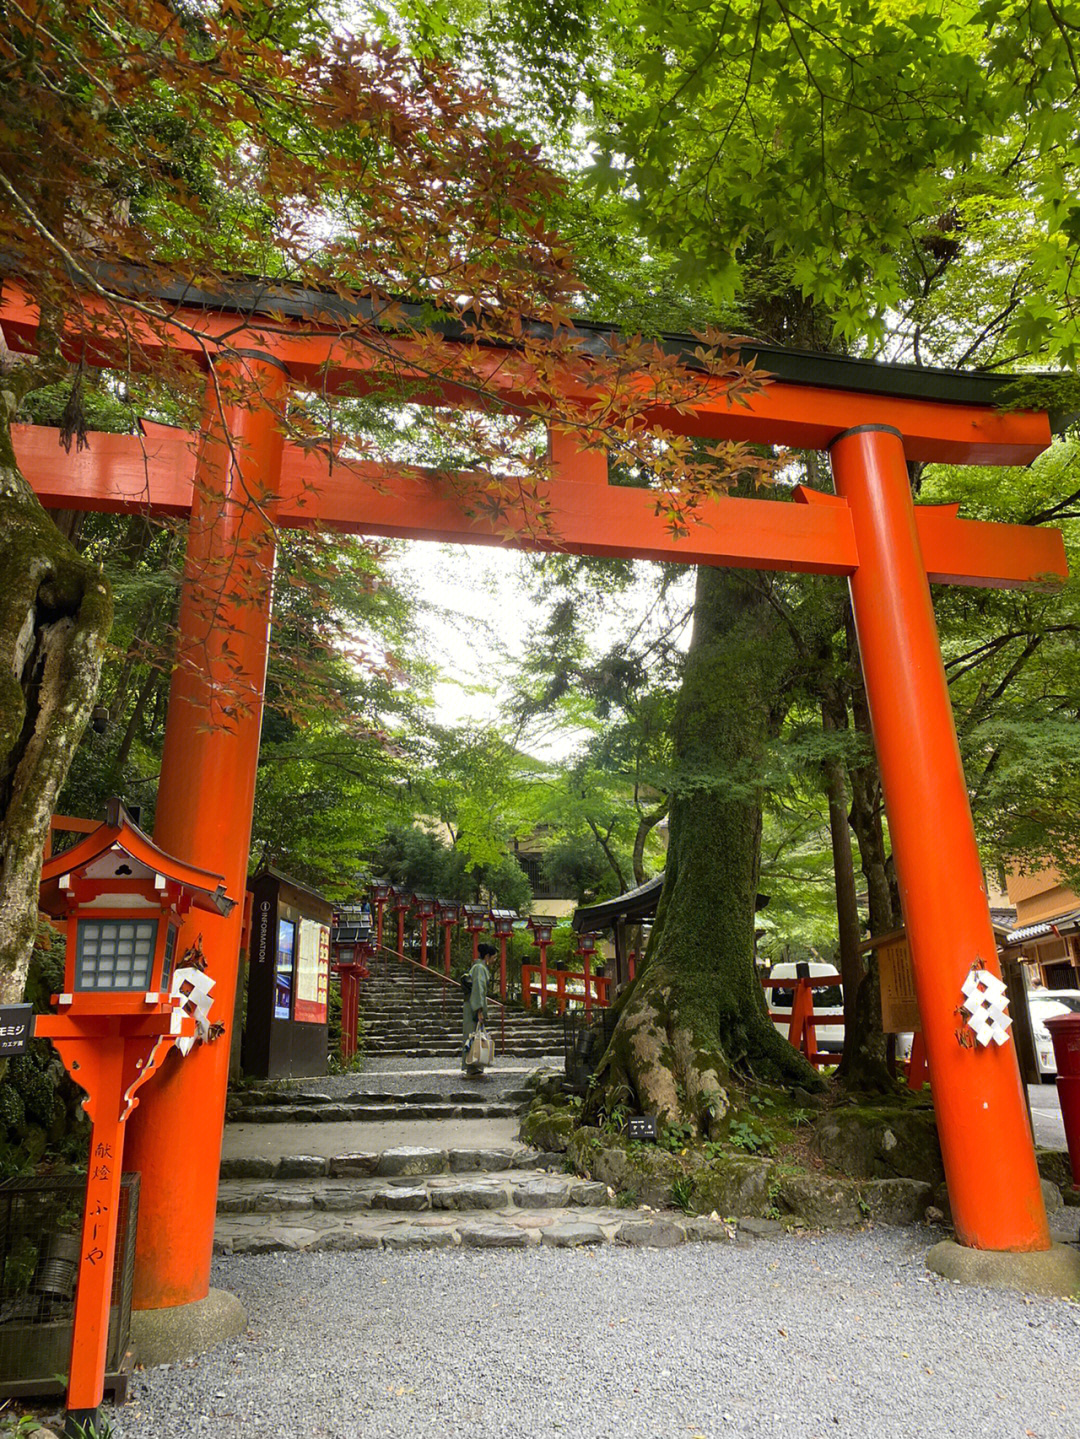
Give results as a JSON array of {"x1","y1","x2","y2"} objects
[
  {"x1": 412, "y1": 893, "x2": 437, "y2": 967},
  {"x1": 369, "y1": 878, "x2": 391, "y2": 952},
  {"x1": 389, "y1": 886, "x2": 411, "y2": 955},
  {"x1": 526, "y1": 914, "x2": 557, "y2": 1008},
  {"x1": 436, "y1": 900, "x2": 461, "y2": 977},
  {"x1": 575, "y1": 931, "x2": 599, "y2": 1015},
  {"x1": 35, "y1": 800, "x2": 232, "y2": 1435},
  {"x1": 462, "y1": 904, "x2": 489, "y2": 965},
  {"x1": 330, "y1": 904, "x2": 374, "y2": 1062},
  {"x1": 491, "y1": 909, "x2": 519, "y2": 1002}
]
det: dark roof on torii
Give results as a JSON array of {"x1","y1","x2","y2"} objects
[{"x1": 71, "y1": 263, "x2": 1077, "y2": 428}]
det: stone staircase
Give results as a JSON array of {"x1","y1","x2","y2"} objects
[
  {"x1": 228, "y1": 1086, "x2": 533, "y2": 1124},
  {"x1": 358, "y1": 956, "x2": 564, "y2": 1060},
  {"x1": 215, "y1": 1143, "x2": 738, "y2": 1253}
]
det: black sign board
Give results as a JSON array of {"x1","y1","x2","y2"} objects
[
  {"x1": 0, "y1": 1004, "x2": 34, "y2": 1057},
  {"x1": 627, "y1": 1115, "x2": 658, "y2": 1142}
]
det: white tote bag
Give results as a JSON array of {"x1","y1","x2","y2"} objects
[{"x1": 466, "y1": 1020, "x2": 495, "y2": 1067}]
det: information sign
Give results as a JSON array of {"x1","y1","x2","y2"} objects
[
  {"x1": 295, "y1": 918, "x2": 330, "y2": 1024},
  {"x1": 627, "y1": 1115, "x2": 658, "y2": 1142},
  {"x1": 0, "y1": 1003, "x2": 33, "y2": 1056},
  {"x1": 878, "y1": 934, "x2": 921, "y2": 1034}
]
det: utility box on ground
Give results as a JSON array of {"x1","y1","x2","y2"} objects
[{"x1": 243, "y1": 867, "x2": 333, "y2": 1079}]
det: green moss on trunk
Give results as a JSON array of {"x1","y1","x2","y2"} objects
[
  {"x1": 588, "y1": 566, "x2": 825, "y2": 1133},
  {"x1": 0, "y1": 391, "x2": 112, "y2": 1009}
]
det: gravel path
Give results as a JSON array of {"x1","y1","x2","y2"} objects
[{"x1": 111, "y1": 1229, "x2": 1080, "y2": 1439}]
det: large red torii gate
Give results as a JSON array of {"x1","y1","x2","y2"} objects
[{"x1": 4, "y1": 278, "x2": 1071, "y2": 1320}]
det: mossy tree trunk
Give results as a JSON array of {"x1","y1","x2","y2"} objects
[
  {"x1": 835, "y1": 610, "x2": 901, "y2": 1091},
  {"x1": 587, "y1": 566, "x2": 825, "y2": 1135},
  {"x1": 0, "y1": 388, "x2": 112, "y2": 1007}
]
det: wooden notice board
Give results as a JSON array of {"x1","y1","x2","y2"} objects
[{"x1": 864, "y1": 930, "x2": 922, "y2": 1034}]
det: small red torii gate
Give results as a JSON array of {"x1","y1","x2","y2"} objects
[{"x1": 3, "y1": 278, "x2": 1068, "y2": 1320}]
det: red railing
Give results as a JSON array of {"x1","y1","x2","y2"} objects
[
  {"x1": 373, "y1": 943, "x2": 507, "y2": 1051},
  {"x1": 761, "y1": 975, "x2": 845, "y2": 1069},
  {"x1": 521, "y1": 965, "x2": 611, "y2": 1014}
]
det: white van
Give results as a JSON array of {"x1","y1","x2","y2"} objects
[
  {"x1": 1028, "y1": 988, "x2": 1080, "y2": 1078},
  {"x1": 767, "y1": 960, "x2": 844, "y2": 1057}
]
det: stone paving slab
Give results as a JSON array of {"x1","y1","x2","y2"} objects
[
  {"x1": 214, "y1": 1204, "x2": 735, "y2": 1254},
  {"x1": 221, "y1": 1116, "x2": 522, "y2": 1161},
  {"x1": 220, "y1": 1143, "x2": 553, "y2": 1182},
  {"x1": 229, "y1": 1100, "x2": 525, "y2": 1123},
  {"x1": 216, "y1": 1167, "x2": 613, "y2": 1217}
]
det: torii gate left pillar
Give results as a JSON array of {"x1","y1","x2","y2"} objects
[{"x1": 124, "y1": 353, "x2": 287, "y2": 1312}]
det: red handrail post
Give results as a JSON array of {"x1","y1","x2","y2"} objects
[{"x1": 907, "y1": 1031, "x2": 930, "y2": 1090}]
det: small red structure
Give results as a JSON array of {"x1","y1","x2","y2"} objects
[
  {"x1": 435, "y1": 899, "x2": 460, "y2": 977},
  {"x1": 490, "y1": 909, "x2": 518, "y2": 1001},
  {"x1": 1045, "y1": 1015, "x2": 1080, "y2": 1188},
  {"x1": 389, "y1": 885, "x2": 411, "y2": 954},
  {"x1": 462, "y1": 904, "x2": 489, "y2": 964},
  {"x1": 35, "y1": 799, "x2": 232, "y2": 1432},
  {"x1": 411, "y1": 893, "x2": 437, "y2": 967},
  {"x1": 330, "y1": 905, "x2": 374, "y2": 1063},
  {"x1": 575, "y1": 931, "x2": 599, "y2": 1015},
  {"x1": 369, "y1": 878, "x2": 392, "y2": 951},
  {"x1": 522, "y1": 964, "x2": 611, "y2": 1014},
  {"x1": 526, "y1": 914, "x2": 558, "y2": 1007}
]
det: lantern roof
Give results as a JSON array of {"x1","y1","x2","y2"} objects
[{"x1": 39, "y1": 798, "x2": 234, "y2": 918}]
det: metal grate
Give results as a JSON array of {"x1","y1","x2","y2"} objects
[
  {"x1": 563, "y1": 1009, "x2": 618, "y2": 1095},
  {"x1": 0, "y1": 1172, "x2": 139, "y2": 1394}
]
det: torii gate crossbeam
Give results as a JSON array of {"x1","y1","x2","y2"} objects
[{"x1": 6, "y1": 281, "x2": 1069, "y2": 1321}]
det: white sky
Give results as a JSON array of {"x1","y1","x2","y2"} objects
[
  {"x1": 387, "y1": 541, "x2": 534, "y2": 730},
  {"x1": 386, "y1": 540, "x2": 695, "y2": 760}
]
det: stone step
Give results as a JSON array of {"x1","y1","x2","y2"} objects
[
  {"x1": 358, "y1": 1056, "x2": 555, "y2": 1064},
  {"x1": 214, "y1": 1203, "x2": 737, "y2": 1255},
  {"x1": 228, "y1": 1100, "x2": 525, "y2": 1124},
  {"x1": 217, "y1": 1167, "x2": 611, "y2": 1218},
  {"x1": 360, "y1": 1033, "x2": 558, "y2": 1042},
  {"x1": 219, "y1": 1144, "x2": 561, "y2": 1182},
  {"x1": 235, "y1": 1088, "x2": 535, "y2": 1109}
]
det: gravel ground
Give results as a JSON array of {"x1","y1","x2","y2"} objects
[{"x1": 110, "y1": 1228, "x2": 1080, "y2": 1439}]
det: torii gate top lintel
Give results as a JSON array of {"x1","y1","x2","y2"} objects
[{"x1": 4, "y1": 277, "x2": 1069, "y2": 591}]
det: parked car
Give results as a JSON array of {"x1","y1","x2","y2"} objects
[
  {"x1": 1028, "y1": 988, "x2": 1080, "y2": 1079},
  {"x1": 768, "y1": 961, "x2": 844, "y2": 1055}
]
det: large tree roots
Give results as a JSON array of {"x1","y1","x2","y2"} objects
[{"x1": 586, "y1": 965, "x2": 823, "y2": 1138}]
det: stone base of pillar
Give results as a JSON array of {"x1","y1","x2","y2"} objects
[
  {"x1": 926, "y1": 1239, "x2": 1080, "y2": 1296},
  {"x1": 130, "y1": 1288, "x2": 247, "y2": 1367}
]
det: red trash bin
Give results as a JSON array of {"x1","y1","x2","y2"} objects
[{"x1": 1045, "y1": 1013, "x2": 1080, "y2": 1187}]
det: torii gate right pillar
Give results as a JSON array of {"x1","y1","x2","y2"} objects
[{"x1": 831, "y1": 424, "x2": 1049, "y2": 1252}]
